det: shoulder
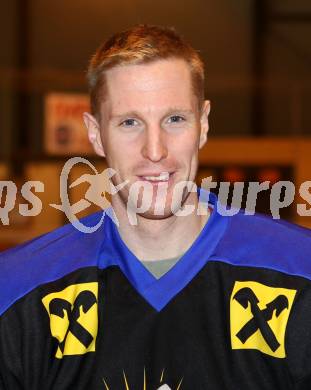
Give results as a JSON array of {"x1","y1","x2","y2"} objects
[
  {"x1": 223, "y1": 210, "x2": 311, "y2": 246},
  {"x1": 0, "y1": 211, "x2": 107, "y2": 316},
  {"x1": 212, "y1": 209, "x2": 311, "y2": 279}
]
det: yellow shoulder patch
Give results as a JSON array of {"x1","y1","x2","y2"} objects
[
  {"x1": 42, "y1": 282, "x2": 98, "y2": 358},
  {"x1": 230, "y1": 281, "x2": 296, "y2": 358}
]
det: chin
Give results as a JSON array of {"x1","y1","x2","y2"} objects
[{"x1": 118, "y1": 176, "x2": 196, "y2": 220}]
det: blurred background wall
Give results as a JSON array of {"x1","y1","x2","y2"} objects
[{"x1": 0, "y1": 0, "x2": 311, "y2": 248}]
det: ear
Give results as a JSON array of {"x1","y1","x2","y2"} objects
[
  {"x1": 199, "y1": 100, "x2": 210, "y2": 149},
  {"x1": 83, "y1": 112, "x2": 105, "y2": 157}
]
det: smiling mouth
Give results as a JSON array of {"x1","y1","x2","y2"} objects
[{"x1": 138, "y1": 172, "x2": 173, "y2": 183}]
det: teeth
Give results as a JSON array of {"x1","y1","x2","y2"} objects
[{"x1": 143, "y1": 172, "x2": 170, "y2": 181}]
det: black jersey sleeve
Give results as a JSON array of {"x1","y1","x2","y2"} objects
[{"x1": 0, "y1": 315, "x2": 23, "y2": 390}]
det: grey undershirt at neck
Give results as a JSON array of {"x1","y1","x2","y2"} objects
[{"x1": 141, "y1": 256, "x2": 182, "y2": 279}]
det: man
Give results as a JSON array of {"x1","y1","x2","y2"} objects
[{"x1": 1, "y1": 24, "x2": 311, "y2": 389}]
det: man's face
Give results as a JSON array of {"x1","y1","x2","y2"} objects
[{"x1": 85, "y1": 58, "x2": 210, "y2": 220}]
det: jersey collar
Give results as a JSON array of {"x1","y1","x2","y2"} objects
[{"x1": 101, "y1": 190, "x2": 228, "y2": 311}]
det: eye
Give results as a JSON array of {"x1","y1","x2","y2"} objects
[
  {"x1": 168, "y1": 115, "x2": 186, "y2": 124},
  {"x1": 120, "y1": 118, "x2": 138, "y2": 127}
]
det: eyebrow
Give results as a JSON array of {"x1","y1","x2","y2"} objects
[
  {"x1": 109, "y1": 107, "x2": 195, "y2": 121},
  {"x1": 109, "y1": 110, "x2": 140, "y2": 121}
]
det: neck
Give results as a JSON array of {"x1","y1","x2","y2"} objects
[{"x1": 112, "y1": 192, "x2": 210, "y2": 261}]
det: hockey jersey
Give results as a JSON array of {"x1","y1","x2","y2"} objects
[{"x1": 1, "y1": 192, "x2": 311, "y2": 389}]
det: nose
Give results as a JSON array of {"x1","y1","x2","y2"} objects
[{"x1": 141, "y1": 126, "x2": 168, "y2": 162}]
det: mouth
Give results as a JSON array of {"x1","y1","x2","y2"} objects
[{"x1": 138, "y1": 172, "x2": 174, "y2": 184}]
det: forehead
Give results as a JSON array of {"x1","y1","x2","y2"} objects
[{"x1": 102, "y1": 59, "x2": 196, "y2": 116}]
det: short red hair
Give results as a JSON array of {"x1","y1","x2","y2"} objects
[{"x1": 86, "y1": 24, "x2": 205, "y2": 118}]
